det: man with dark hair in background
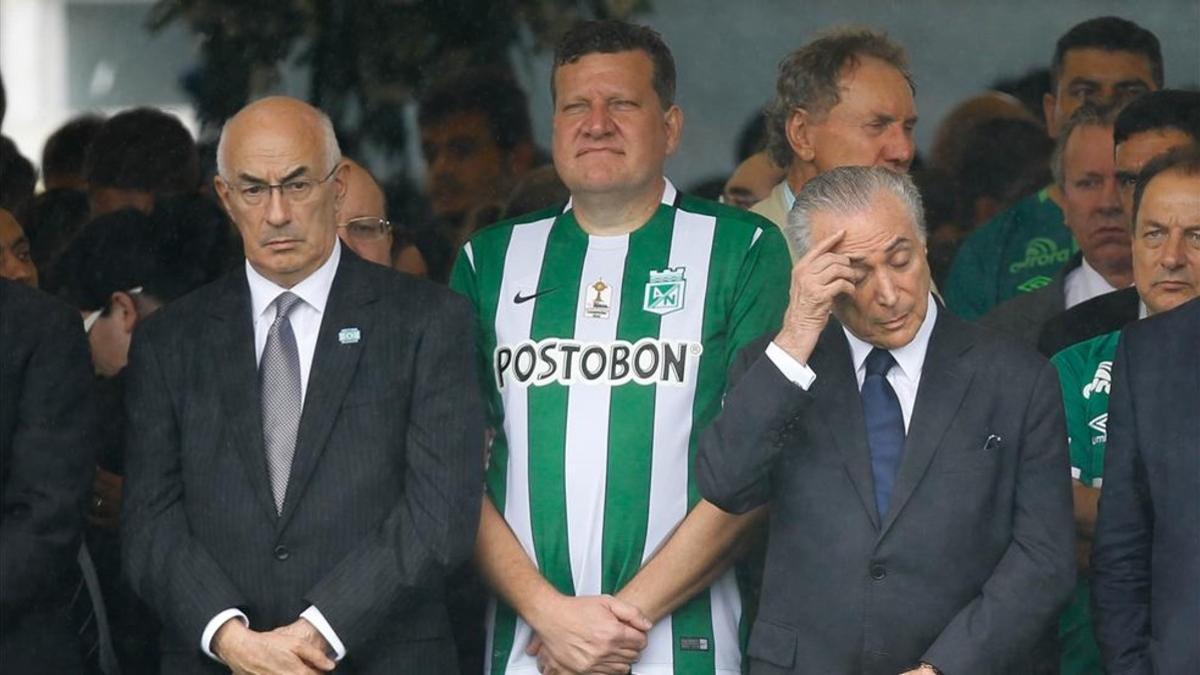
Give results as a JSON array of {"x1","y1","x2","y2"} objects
[
  {"x1": 0, "y1": 277, "x2": 98, "y2": 673},
  {"x1": 453, "y1": 19, "x2": 792, "y2": 675},
  {"x1": 922, "y1": 116, "x2": 1054, "y2": 286},
  {"x1": 983, "y1": 104, "x2": 1130, "y2": 347},
  {"x1": 0, "y1": 136, "x2": 36, "y2": 213},
  {"x1": 0, "y1": 208, "x2": 37, "y2": 288},
  {"x1": 1091, "y1": 147, "x2": 1200, "y2": 675},
  {"x1": 419, "y1": 68, "x2": 537, "y2": 243},
  {"x1": 954, "y1": 117, "x2": 1055, "y2": 229},
  {"x1": 1039, "y1": 89, "x2": 1200, "y2": 356},
  {"x1": 12, "y1": 189, "x2": 91, "y2": 294},
  {"x1": 57, "y1": 199, "x2": 234, "y2": 672},
  {"x1": 945, "y1": 16, "x2": 1162, "y2": 320},
  {"x1": 42, "y1": 114, "x2": 105, "y2": 192},
  {"x1": 84, "y1": 107, "x2": 200, "y2": 216},
  {"x1": 754, "y1": 26, "x2": 917, "y2": 242}
]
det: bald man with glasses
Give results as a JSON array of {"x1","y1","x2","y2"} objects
[{"x1": 121, "y1": 96, "x2": 483, "y2": 674}]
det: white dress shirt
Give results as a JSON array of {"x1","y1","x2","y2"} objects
[
  {"x1": 1064, "y1": 257, "x2": 1125, "y2": 310},
  {"x1": 782, "y1": 179, "x2": 797, "y2": 213},
  {"x1": 766, "y1": 294, "x2": 938, "y2": 431},
  {"x1": 201, "y1": 241, "x2": 347, "y2": 663}
]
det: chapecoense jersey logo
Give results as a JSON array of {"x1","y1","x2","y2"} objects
[{"x1": 494, "y1": 338, "x2": 703, "y2": 389}]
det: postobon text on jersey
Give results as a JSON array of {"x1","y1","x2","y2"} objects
[{"x1": 494, "y1": 338, "x2": 704, "y2": 388}]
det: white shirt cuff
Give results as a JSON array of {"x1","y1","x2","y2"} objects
[
  {"x1": 766, "y1": 341, "x2": 817, "y2": 390},
  {"x1": 301, "y1": 605, "x2": 347, "y2": 661},
  {"x1": 201, "y1": 608, "x2": 248, "y2": 662}
]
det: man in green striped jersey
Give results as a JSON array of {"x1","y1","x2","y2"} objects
[
  {"x1": 1051, "y1": 146, "x2": 1200, "y2": 674},
  {"x1": 451, "y1": 20, "x2": 791, "y2": 675}
]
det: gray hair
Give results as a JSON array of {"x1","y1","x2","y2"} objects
[
  {"x1": 216, "y1": 104, "x2": 342, "y2": 179},
  {"x1": 786, "y1": 166, "x2": 926, "y2": 257},
  {"x1": 765, "y1": 27, "x2": 912, "y2": 168},
  {"x1": 1051, "y1": 102, "x2": 1120, "y2": 189}
]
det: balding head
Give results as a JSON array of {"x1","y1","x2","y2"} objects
[
  {"x1": 337, "y1": 159, "x2": 393, "y2": 267},
  {"x1": 217, "y1": 96, "x2": 341, "y2": 180},
  {"x1": 341, "y1": 159, "x2": 386, "y2": 222},
  {"x1": 213, "y1": 96, "x2": 348, "y2": 288}
]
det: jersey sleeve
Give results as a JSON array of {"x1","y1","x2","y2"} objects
[{"x1": 726, "y1": 223, "x2": 791, "y2": 369}]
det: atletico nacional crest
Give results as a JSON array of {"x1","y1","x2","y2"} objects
[{"x1": 643, "y1": 267, "x2": 686, "y2": 315}]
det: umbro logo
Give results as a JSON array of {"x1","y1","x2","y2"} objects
[{"x1": 514, "y1": 287, "x2": 556, "y2": 304}]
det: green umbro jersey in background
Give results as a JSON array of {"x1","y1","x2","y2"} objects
[
  {"x1": 450, "y1": 180, "x2": 792, "y2": 675},
  {"x1": 944, "y1": 187, "x2": 1074, "y2": 320},
  {"x1": 1051, "y1": 330, "x2": 1119, "y2": 675}
]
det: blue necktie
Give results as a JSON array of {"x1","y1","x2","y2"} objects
[{"x1": 862, "y1": 347, "x2": 905, "y2": 518}]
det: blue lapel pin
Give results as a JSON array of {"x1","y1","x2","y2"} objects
[{"x1": 338, "y1": 327, "x2": 361, "y2": 345}]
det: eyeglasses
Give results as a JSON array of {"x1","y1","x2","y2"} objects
[
  {"x1": 338, "y1": 216, "x2": 394, "y2": 242},
  {"x1": 226, "y1": 164, "x2": 340, "y2": 207}
]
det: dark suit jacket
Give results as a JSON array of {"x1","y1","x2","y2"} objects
[
  {"x1": 1037, "y1": 286, "x2": 1139, "y2": 357},
  {"x1": 980, "y1": 252, "x2": 1080, "y2": 349},
  {"x1": 1091, "y1": 297, "x2": 1200, "y2": 675},
  {"x1": 0, "y1": 280, "x2": 97, "y2": 673},
  {"x1": 698, "y1": 310, "x2": 1075, "y2": 674},
  {"x1": 121, "y1": 249, "x2": 484, "y2": 673}
]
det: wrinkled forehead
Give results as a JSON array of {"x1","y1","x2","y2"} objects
[
  {"x1": 1139, "y1": 171, "x2": 1200, "y2": 218},
  {"x1": 811, "y1": 191, "x2": 921, "y2": 254}
]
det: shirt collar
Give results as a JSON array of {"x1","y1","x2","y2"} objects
[
  {"x1": 843, "y1": 292, "x2": 939, "y2": 381},
  {"x1": 246, "y1": 238, "x2": 342, "y2": 320},
  {"x1": 782, "y1": 180, "x2": 797, "y2": 212},
  {"x1": 1077, "y1": 257, "x2": 1121, "y2": 293},
  {"x1": 563, "y1": 177, "x2": 677, "y2": 213}
]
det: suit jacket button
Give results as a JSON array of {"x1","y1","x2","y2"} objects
[
  {"x1": 273, "y1": 545, "x2": 290, "y2": 561},
  {"x1": 870, "y1": 564, "x2": 886, "y2": 581}
]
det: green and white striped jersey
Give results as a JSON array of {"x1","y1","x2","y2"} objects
[{"x1": 450, "y1": 179, "x2": 791, "y2": 675}]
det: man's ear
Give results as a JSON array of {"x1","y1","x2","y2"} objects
[
  {"x1": 213, "y1": 175, "x2": 235, "y2": 216},
  {"x1": 786, "y1": 108, "x2": 817, "y2": 163},
  {"x1": 111, "y1": 292, "x2": 139, "y2": 334},
  {"x1": 663, "y1": 104, "x2": 684, "y2": 157},
  {"x1": 1042, "y1": 92, "x2": 1058, "y2": 137},
  {"x1": 330, "y1": 161, "x2": 350, "y2": 213}
]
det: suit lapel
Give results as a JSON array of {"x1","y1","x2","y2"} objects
[
  {"x1": 811, "y1": 322, "x2": 881, "y2": 530},
  {"x1": 879, "y1": 311, "x2": 976, "y2": 538},
  {"x1": 277, "y1": 253, "x2": 376, "y2": 529},
  {"x1": 208, "y1": 270, "x2": 279, "y2": 524}
]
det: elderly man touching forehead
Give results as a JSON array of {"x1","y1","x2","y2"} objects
[
  {"x1": 121, "y1": 96, "x2": 483, "y2": 674},
  {"x1": 699, "y1": 167, "x2": 1074, "y2": 674}
]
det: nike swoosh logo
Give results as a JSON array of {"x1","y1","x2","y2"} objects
[{"x1": 514, "y1": 288, "x2": 556, "y2": 304}]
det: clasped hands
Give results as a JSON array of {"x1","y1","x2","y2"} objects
[
  {"x1": 525, "y1": 593, "x2": 653, "y2": 675},
  {"x1": 213, "y1": 617, "x2": 335, "y2": 675}
]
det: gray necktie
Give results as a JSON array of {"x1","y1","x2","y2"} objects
[{"x1": 260, "y1": 291, "x2": 303, "y2": 513}]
